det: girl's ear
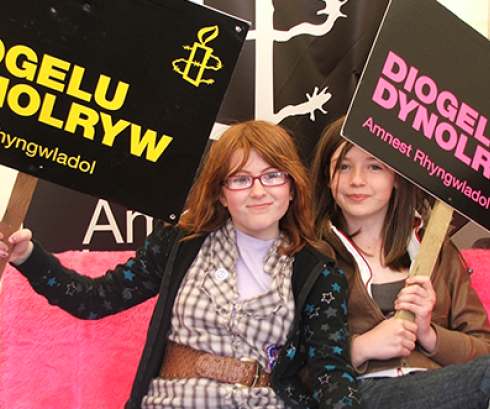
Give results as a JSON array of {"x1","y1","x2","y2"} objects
[{"x1": 219, "y1": 192, "x2": 227, "y2": 208}]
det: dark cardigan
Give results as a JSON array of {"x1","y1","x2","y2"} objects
[{"x1": 16, "y1": 222, "x2": 358, "y2": 409}]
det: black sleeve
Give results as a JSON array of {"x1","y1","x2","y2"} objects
[
  {"x1": 14, "y1": 221, "x2": 178, "y2": 319},
  {"x1": 305, "y1": 266, "x2": 360, "y2": 408}
]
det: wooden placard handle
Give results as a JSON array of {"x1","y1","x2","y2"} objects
[
  {"x1": 394, "y1": 200, "x2": 453, "y2": 321},
  {"x1": 0, "y1": 172, "x2": 38, "y2": 280}
]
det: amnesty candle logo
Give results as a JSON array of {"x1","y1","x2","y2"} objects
[{"x1": 172, "y1": 25, "x2": 223, "y2": 87}]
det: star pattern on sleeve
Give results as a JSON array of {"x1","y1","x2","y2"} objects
[
  {"x1": 339, "y1": 396, "x2": 354, "y2": 407},
  {"x1": 319, "y1": 373, "x2": 331, "y2": 384},
  {"x1": 65, "y1": 282, "x2": 81, "y2": 295},
  {"x1": 123, "y1": 269, "x2": 136, "y2": 282},
  {"x1": 16, "y1": 222, "x2": 177, "y2": 323},
  {"x1": 122, "y1": 288, "x2": 135, "y2": 301},
  {"x1": 285, "y1": 345, "x2": 296, "y2": 359},
  {"x1": 47, "y1": 277, "x2": 57, "y2": 287},
  {"x1": 329, "y1": 327, "x2": 348, "y2": 342},
  {"x1": 319, "y1": 344, "x2": 333, "y2": 358},
  {"x1": 324, "y1": 306, "x2": 337, "y2": 318},
  {"x1": 348, "y1": 386, "x2": 361, "y2": 404},
  {"x1": 341, "y1": 300, "x2": 347, "y2": 315},
  {"x1": 342, "y1": 373, "x2": 355, "y2": 382},
  {"x1": 143, "y1": 280, "x2": 157, "y2": 291},
  {"x1": 321, "y1": 291, "x2": 335, "y2": 304},
  {"x1": 283, "y1": 384, "x2": 294, "y2": 397},
  {"x1": 301, "y1": 266, "x2": 360, "y2": 408},
  {"x1": 304, "y1": 325, "x2": 314, "y2": 341},
  {"x1": 140, "y1": 259, "x2": 149, "y2": 274}
]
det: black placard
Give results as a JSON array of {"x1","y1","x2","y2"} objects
[
  {"x1": 0, "y1": 0, "x2": 248, "y2": 222},
  {"x1": 343, "y1": 0, "x2": 490, "y2": 232}
]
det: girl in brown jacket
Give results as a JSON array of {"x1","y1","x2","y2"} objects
[{"x1": 311, "y1": 115, "x2": 490, "y2": 409}]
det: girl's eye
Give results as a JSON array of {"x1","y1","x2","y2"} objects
[
  {"x1": 233, "y1": 176, "x2": 249, "y2": 183},
  {"x1": 263, "y1": 172, "x2": 280, "y2": 180}
]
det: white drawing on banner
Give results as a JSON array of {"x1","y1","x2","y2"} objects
[
  {"x1": 190, "y1": 0, "x2": 349, "y2": 131},
  {"x1": 249, "y1": 0, "x2": 348, "y2": 123}
]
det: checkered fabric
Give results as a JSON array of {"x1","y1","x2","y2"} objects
[{"x1": 142, "y1": 220, "x2": 295, "y2": 408}]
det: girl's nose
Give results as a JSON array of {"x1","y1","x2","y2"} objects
[
  {"x1": 350, "y1": 167, "x2": 366, "y2": 186},
  {"x1": 249, "y1": 178, "x2": 267, "y2": 196}
]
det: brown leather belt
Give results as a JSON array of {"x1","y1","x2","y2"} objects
[{"x1": 160, "y1": 341, "x2": 272, "y2": 388}]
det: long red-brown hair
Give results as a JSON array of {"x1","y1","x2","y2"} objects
[{"x1": 178, "y1": 120, "x2": 314, "y2": 255}]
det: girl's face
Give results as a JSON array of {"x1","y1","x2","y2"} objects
[
  {"x1": 220, "y1": 148, "x2": 292, "y2": 240},
  {"x1": 330, "y1": 144, "x2": 396, "y2": 228}
]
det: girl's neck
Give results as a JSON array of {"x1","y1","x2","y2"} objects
[
  {"x1": 361, "y1": 251, "x2": 408, "y2": 284},
  {"x1": 347, "y1": 220, "x2": 409, "y2": 284},
  {"x1": 346, "y1": 218, "x2": 384, "y2": 258}
]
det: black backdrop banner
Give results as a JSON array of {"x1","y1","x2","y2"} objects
[{"x1": 23, "y1": 0, "x2": 391, "y2": 251}]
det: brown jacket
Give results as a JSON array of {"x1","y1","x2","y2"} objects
[{"x1": 323, "y1": 227, "x2": 490, "y2": 375}]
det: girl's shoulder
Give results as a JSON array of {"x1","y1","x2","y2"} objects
[
  {"x1": 294, "y1": 242, "x2": 336, "y2": 268},
  {"x1": 292, "y1": 243, "x2": 347, "y2": 289}
]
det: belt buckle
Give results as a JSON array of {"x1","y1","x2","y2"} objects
[{"x1": 237, "y1": 357, "x2": 260, "y2": 388}]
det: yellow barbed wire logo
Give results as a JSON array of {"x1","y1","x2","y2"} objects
[{"x1": 172, "y1": 25, "x2": 223, "y2": 87}]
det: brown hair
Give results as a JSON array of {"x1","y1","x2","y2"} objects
[
  {"x1": 310, "y1": 116, "x2": 420, "y2": 269},
  {"x1": 178, "y1": 120, "x2": 314, "y2": 256}
]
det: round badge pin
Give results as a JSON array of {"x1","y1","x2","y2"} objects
[{"x1": 215, "y1": 268, "x2": 228, "y2": 281}]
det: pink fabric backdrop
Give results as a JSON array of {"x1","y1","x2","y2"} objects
[
  {"x1": 0, "y1": 251, "x2": 156, "y2": 409},
  {"x1": 0, "y1": 249, "x2": 489, "y2": 408},
  {"x1": 463, "y1": 249, "x2": 490, "y2": 313}
]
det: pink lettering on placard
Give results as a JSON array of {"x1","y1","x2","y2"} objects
[
  {"x1": 434, "y1": 122, "x2": 458, "y2": 151},
  {"x1": 412, "y1": 146, "x2": 490, "y2": 210},
  {"x1": 414, "y1": 75, "x2": 438, "y2": 105},
  {"x1": 370, "y1": 49, "x2": 490, "y2": 183},
  {"x1": 472, "y1": 145, "x2": 490, "y2": 178},
  {"x1": 454, "y1": 134, "x2": 472, "y2": 166},
  {"x1": 475, "y1": 116, "x2": 490, "y2": 147},
  {"x1": 381, "y1": 51, "x2": 407, "y2": 83},
  {"x1": 397, "y1": 91, "x2": 419, "y2": 121},
  {"x1": 456, "y1": 102, "x2": 478, "y2": 135},
  {"x1": 412, "y1": 105, "x2": 437, "y2": 139},
  {"x1": 436, "y1": 91, "x2": 458, "y2": 122},
  {"x1": 403, "y1": 66, "x2": 419, "y2": 93},
  {"x1": 372, "y1": 77, "x2": 398, "y2": 110}
]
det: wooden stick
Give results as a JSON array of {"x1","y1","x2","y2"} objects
[
  {"x1": 394, "y1": 200, "x2": 453, "y2": 321},
  {"x1": 0, "y1": 172, "x2": 38, "y2": 280}
]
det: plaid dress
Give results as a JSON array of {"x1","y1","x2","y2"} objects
[{"x1": 142, "y1": 221, "x2": 295, "y2": 408}]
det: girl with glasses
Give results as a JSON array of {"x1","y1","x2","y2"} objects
[
  {"x1": 311, "y1": 115, "x2": 490, "y2": 409},
  {"x1": 1, "y1": 120, "x2": 359, "y2": 409}
]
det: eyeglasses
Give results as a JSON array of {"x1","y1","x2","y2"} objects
[{"x1": 222, "y1": 171, "x2": 290, "y2": 190}]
